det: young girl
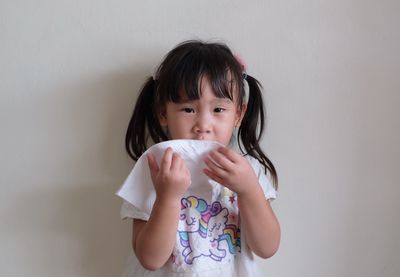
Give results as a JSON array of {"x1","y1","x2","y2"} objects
[{"x1": 117, "y1": 40, "x2": 280, "y2": 276}]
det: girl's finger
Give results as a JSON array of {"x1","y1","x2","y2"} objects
[
  {"x1": 203, "y1": 168, "x2": 225, "y2": 185},
  {"x1": 204, "y1": 156, "x2": 228, "y2": 178},
  {"x1": 170, "y1": 152, "x2": 182, "y2": 171},
  {"x1": 160, "y1": 147, "x2": 173, "y2": 170},
  {"x1": 147, "y1": 153, "x2": 159, "y2": 179},
  {"x1": 208, "y1": 149, "x2": 234, "y2": 169},
  {"x1": 217, "y1": 147, "x2": 238, "y2": 163}
]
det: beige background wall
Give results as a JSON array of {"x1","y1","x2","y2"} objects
[{"x1": 1, "y1": 1, "x2": 399, "y2": 276}]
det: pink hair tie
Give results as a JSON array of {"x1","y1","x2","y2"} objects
[
  {"x1": 233, "y1": 53, "x2": 247, "y2": 79},
  {"x1": 233, "y1": 53, "x2": 247, "y2": 71}
]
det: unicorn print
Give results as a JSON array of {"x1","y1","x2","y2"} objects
[{"x1": 177, "y1": 196, "x2": 240, "y2": 265}]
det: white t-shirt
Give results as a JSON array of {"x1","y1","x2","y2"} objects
[{"x1": 117, "y1": 140, "x2": 276, "y2": 277}]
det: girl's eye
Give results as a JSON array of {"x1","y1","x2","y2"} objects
[
  {"x1": 182, "y1": 108, "x2": 195, "y2": 113},
  {"x1": 214, "y1": 107, "x2": 225, "y2": 113}
]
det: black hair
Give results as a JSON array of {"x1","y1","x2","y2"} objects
[{"x1": 125, "y1": 40, "x2": 278, "y2": 188}]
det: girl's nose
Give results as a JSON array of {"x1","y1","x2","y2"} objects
[
  {"x1": 195, "y1": 127, "x2": 211, "y2": 134},
  {"x1": 194, "y1": 113, "x2": 211, "y2": 134}
]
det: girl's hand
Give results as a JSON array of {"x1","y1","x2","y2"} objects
[
  {"x1": 147, "y1": 147, "x2": 191, "y2": 204},
  {"x1": 203, "y1": 147, "x2": 258, "y2": 196}
]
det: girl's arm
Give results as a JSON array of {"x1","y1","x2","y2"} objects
[
  {"x1": 203, "y1": 147, "x2": 280, "y2": 258},
  {"x1": 133, "y1": 148, "x2": 190, "y2": 270},
  {"x1": 237, "y1": 185, "x2": 280, "y2": 258},
  {"x1": 132, "y1": 199, "x2": 181, "y2": 270}
]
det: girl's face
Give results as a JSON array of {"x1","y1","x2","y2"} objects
[{"x1": 159, "y1": 76, "x2": 246, "y2": 146}]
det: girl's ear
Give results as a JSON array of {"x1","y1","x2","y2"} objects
[
  {"x1": 159, "y1": 109, "x2": 168, "y2": 126},
  {"x1": 235, "y1": 104, "x2": 247, "y2": 127}
]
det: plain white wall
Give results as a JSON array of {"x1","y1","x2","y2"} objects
[{"x1": 1, "y1": 1, "x2": 399, "y2": 276}]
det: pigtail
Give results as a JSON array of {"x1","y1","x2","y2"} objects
[
  {"x1": 125, "y1": 77, "x2": 167, "y2": 161},
  {"x1": 238, "y1": 74, "x2": 278, "y2": 188}
]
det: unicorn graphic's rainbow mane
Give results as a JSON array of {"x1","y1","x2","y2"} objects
[
  {"x1": 209, "y1": 202, "x2": 223, "y2": 216},
  {"x1": 219, "y1": 224, "x2": 241, "y2": 254},
  {"x1": 181, "y1": 196, "x2": 208, "y2": 213}
]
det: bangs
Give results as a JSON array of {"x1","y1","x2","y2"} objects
[{"x1": 155, "y1": 41, "x2": 245, "y2": 105}]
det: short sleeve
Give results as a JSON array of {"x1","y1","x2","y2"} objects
[
  {"x1": 120, "y1": 200, "x2": 150, "y2": 221},
  {"x1": 246, "y1": 156, "x2": 277, "y2": 200}
]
